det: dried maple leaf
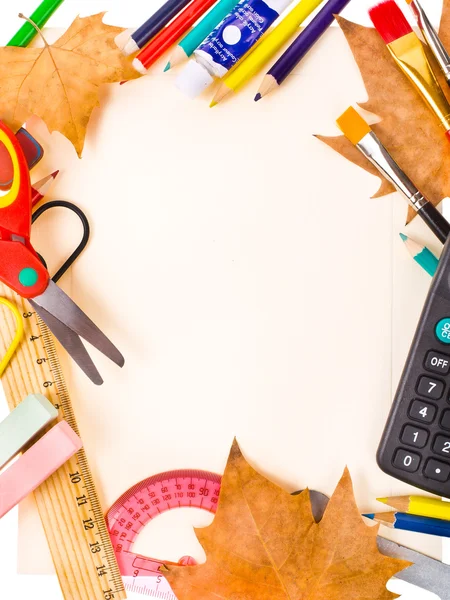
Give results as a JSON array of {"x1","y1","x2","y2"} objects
[
  {"x1": 0, "y1": 13, "x2": 139, "y2": 156},
  {"x1": 165, "y1": 440, "x2": 409, "y2": 600},
  {"x1": 317, "y1": 6, "x2": 450, "y2": 223}
]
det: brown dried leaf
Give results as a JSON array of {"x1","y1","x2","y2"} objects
[
  {"x1": 0, "y1": 13, "x2": 139, "y2": 156},
  {"x1": 319, "y1": 11, "x2": 450, "y2": 223},
  {"x1": 165, "y1": 440, "x2": 409, "y2": 600}
]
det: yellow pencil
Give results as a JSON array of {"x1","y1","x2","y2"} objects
[
  {"x1": 378, "y1": 496, "x2": 450, "y2": 521},
  {"x1": 210, "y1": 0, "x2": 324, "y2": 106}
]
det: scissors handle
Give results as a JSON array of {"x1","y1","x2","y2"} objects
[
  {"x1": 0, "y1": 121, "x2": 32, "y2": 239},
  {"x1": 0, "y1": 240, "x2": 49, "y2": 298}
]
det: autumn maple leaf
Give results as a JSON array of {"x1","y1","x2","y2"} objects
[
  {"x1": 318, "y1": 1, "x2": 450, "y2": 223},
  {"x1": 0, "y1": 13, "x2": 140, "y2": 156},
  {"x1": 165, "y1": 440, "x2": 409, "y2": 600}
]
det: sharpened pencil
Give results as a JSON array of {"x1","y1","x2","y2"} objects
[
  {"x1": 31, "y1": 170, "x2": 59, "y2": 208},
  {"x1": 255, "y1": 0, "x2": 351, "y2": 101},
  {"x1": 399, "y1": 233, "x2": 439, "y2": 277},
  {"x1": 116, "y1": 0, "x2": 193, "y2": 56},
  {"x1": 377, "y1": 495, "x2": 450, "y2": 521},
  {"x1": 211, "y1": 0, "x2": 324, "y2": 105},
  {"x1": 132, "y1": 0, "x2": 218, "y2": 74},
  {"x1": 364, "y1": 511, "x2": 450, "y2": 537}
]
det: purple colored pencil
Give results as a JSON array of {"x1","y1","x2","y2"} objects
[{"x1": 255, "y1": 0, "x2": 353, "y2": 100}]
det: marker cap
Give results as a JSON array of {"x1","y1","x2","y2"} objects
[{"x1": 176, "y1": 60, "x2": 214, "y2": 98}]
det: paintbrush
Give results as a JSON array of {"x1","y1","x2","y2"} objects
[
  {"x1": 336, "y1": 107, "x2": 450, "y2": 243},
  {"x1": 369, "y1": 0, "x2": 450, "y2": 141},
  {"x1": 405, "y1": 0, "x2": 450, "y2": 86}
]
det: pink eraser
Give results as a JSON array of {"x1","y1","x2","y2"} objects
[{"x1": 0, "y1": 421, "x2": 82, "y2": 519}]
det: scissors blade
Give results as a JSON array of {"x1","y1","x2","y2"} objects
[
  {"x1": 29, "y1": 299, "x2": 104, "y2": 386},
  {"x1": 31, "y1": 281, "x2": 125, "y2": 368}
]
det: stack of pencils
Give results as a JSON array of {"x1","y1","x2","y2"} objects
[
  {"x1": 116, "y1": 0, "x2": 353, "y2": 104},
  {"x1": 364, "y1": 495, "x2": 450, "y2": 538}
]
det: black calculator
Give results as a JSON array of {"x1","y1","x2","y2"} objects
[{"x1": 377, "y1": 235, "x2": 450, "y2": 497}]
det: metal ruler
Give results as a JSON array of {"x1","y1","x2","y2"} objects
[{"x1": 0, "y1": 283, "x2": 126, "y2": 600}]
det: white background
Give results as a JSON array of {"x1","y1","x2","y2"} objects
[{"x1": 0, "y1": 1, "x2": 446, "y2": 599}]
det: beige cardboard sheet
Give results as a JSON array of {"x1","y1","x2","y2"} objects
[{"x1": 12, "y1": 27, "x2": 444, "y2": 573}]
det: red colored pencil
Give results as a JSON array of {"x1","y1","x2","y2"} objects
[
  {"x1": 31, "y1": 170, "x2": 59, "y2": 207},
  {"x1": 132, "y1": 0, "x2": 219, "y2": 74}
]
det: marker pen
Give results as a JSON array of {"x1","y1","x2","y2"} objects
[{"x1": 176, "y1": 0, "x2": 293, "y2": 98}]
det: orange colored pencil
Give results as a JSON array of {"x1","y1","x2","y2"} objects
[{"x1": 132, "y1": 0, "x2": 219, "y2": 74}]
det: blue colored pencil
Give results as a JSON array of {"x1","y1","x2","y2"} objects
[
  {"x1": 400, "y1": 233, "x2": 439, "y2": 277},
  {"x1": 116, "y1": 0, "x2": 194, "y2": 56},
  {"x1": 364, "y1": 511, "x2": 450, "y2": 537}
]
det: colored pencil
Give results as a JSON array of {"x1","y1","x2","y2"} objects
[
  {"x1": 116, "y1": 0, "x2": 194, "y2": 57},
  {"x1": 31, "y1": 170, "x2": 59, "y2": 208},
  {"x1": 399, "y1": 233, "x2": 439, "y2": 277},
  {"x1": 255, "y1": 0, "x2": 351, "y2": 101},
  {"x1": 405, "y1": 0, "x2": 450, "y2": 86},
  {"x1": 165, "y1": 0, "x2": 240, "y2": 71},
  {"x1": 377, "y1": 496, "x2": 450, "y2": 521},
  {"x1": 364, "y1": 511, "x2": 450, "y2": 537},
  {"x1": 133, "y1": 0, "x2": 219, "y2": 74},
  {"x1": 7, "y1": 0, "x2": 65, "y2": 47},
  {"x1": 336, "y1": 107, "x2": 450, "y2": 244},
  {"x1": 369, "y1": 1, "x2": 450, "y2": 143},
  {"x1": 211, "y1": 0, "x2": 324, "y2": 105}
]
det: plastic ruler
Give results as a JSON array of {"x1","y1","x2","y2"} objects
[
  {"x1": 107, "y1": 470, "x2": 221, "y2": 599},
  {"x1": 0, "y1": 283, "x2": 125, "y2": 600}
]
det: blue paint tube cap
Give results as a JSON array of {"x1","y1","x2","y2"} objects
[{"x1": 176, "y1": 60, "x2": 214, "y2": 99}]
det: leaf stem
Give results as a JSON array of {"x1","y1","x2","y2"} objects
[{"x1": 18, "y1": 13, "x2": 49, "y2": 48}]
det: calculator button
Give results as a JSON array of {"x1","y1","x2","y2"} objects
[
  {"x1": 408, "y1": 400, "x2": 436, "y2": 423},
  {"x1": 424, "y1": 459, "x2": 450, "y2": 482},
  {"x1": 441, "y1": 410, "x2": 450, "y2": 431},
  {"x1": 400, "y1": 425, "x2": 429, "y2": 448},
  {"x1": 393, "y1": 449, "x2": 421, "y2": 472},
  {"x1": 416, "y1": 376, "x2": 444, "y2": 400},
  {"x1": 433, "y1": 435, "x2": 450, "y2": 457},
  {"x1": 436, "y1": 318, "x2": 450, "y2": 344},
  {"x1": 425, "y1": 351, "x2": 450, "y2": 375}
]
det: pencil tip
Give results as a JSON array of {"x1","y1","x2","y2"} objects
[
  {"x1": 362, "y1": 513, "x2": 375, "y2": 519},
  {"x1": 399, "y1": 232, "x2": 408, "y2": 241},
  {"x1": 210, "y1": 100, "x2": 217, "y2": 108},
  {"x1": 164, "y1": 62, "x2": 171, "y2": 72},
  {"x1": 51, "y1": 170, "x2": 60, "y2": 177},
  {"x1": 376, "y1": 498, "x2": 388, "y2": 504},
  {"x1": 254, "y1": 93, "x2": 262, "y2": 102}
]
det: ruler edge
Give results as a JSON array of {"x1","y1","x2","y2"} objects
[{"x1": 0, "y1": 290, "x2": 126, "y2": 600}]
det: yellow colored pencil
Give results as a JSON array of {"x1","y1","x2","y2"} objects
[
  {"x1": 378, "y1": 495, "x2": 450, "y2": 521},
  {"x1": 210, "y1": 0, "x2": 324, "y2": 106}
]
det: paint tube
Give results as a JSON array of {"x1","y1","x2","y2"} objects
[{"x1": 176, "y1": 0, "x2": 292, "y2": 98}]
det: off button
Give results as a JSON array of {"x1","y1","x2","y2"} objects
[
  {"x1": 425, "y1": 350, "x2": 450, "y2": 374},
  {"x1": 435, "y1": 318, "x2": 450, "y2": 344}
]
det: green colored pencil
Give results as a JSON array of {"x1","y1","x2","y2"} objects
[
  {"x1": 164, "y1": 0, "x2": 240, "y2": 71},
  {"x1": 7, "y1": 0, "x2": 65, "y2": 47},
  {"x1": 400, "y1": 233, "x2": 439, "y2": 277}
]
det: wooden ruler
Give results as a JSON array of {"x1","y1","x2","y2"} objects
[{"x1": 0, "y1": 282, "x2": 126, "y2": 600}]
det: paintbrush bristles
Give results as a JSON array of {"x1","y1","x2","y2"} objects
[
  {"x1": 336, "y1": 107, "x2": 372, "y2": 145},
  {"x1": 369, "y1": 0, "x2": 413, "y2": 44}
]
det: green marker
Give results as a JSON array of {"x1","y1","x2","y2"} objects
[
  {"x1": 164, "y1": 0, "x2": 240, "y2": 71},
  {"x1": 7, "y1": 0, "x2": 65, "y2": 48},
  {"x1": 400, "y1": 232, "x2": 439, "y2": 277}
]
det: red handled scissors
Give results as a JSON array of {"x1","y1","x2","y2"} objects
[{"x1": 0, "y1": 121, "x2": 124, "y2": 385}]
